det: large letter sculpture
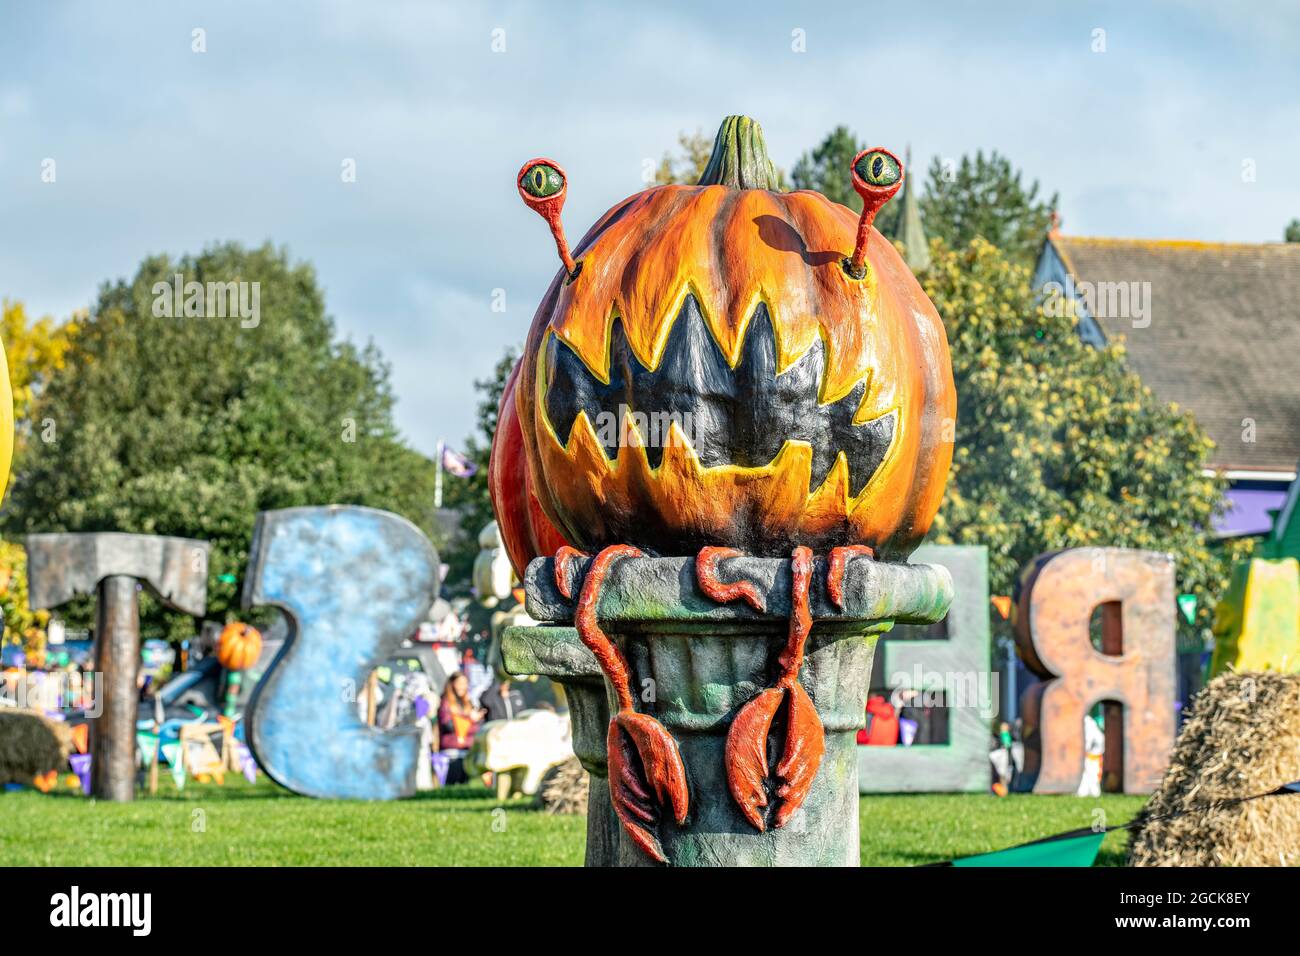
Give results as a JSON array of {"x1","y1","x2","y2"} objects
[
  {"x1": 26, "y1": 533, "x2": 210, "y2": 802},
  {"x1": 858, "y1": 545, "x2": 991, "y2": 793},
  {"x1": 1015, "y1": 548, "x2": 1175, "y2": 794},
  {"x1": 242, "y1": 506, "x2": 439, "y2": 800}
]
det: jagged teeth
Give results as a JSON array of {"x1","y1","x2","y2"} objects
[{"x1": 543, "y1": 293, "x2": 896, "y2": 496}]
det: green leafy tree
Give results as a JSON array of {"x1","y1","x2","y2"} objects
[
  {"x1": 3, "y1": 243, "x2": 439, "y2": 634},
  {"x1": 653, "y1": 129, "x2": 714, "y2": 186},
  {"x1": 920, "y1": 151, "x2": 1057, "y2": 268},
  {"x1": 439, "y1": 348, "x2": 519, "y2": 589},
  {"x1": 2, "y1": 300, "x2": 80, "y2": 463},
  {"x1": 791, "y1": 126, "x2": 864, "y2": 211},
  {"x1": 924, "y1": 237, "x2": 1250, "y2": 644},
  {"x1": 0, "y1": 538, "x2": 49, "y2": 663},
  {"x1": 1286, "y1": 219, "x2": 1300, "y2": 242}
]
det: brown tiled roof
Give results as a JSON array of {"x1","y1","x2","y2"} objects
[{"x1": 1050, "y1": 236, "x2": 1300, "y2": 473}]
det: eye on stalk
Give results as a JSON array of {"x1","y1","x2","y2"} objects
[
  {"x1": 517, "y1": 158, "x2": 580, "y2": 281},
  {"x1": 845, "y1": 147, "x2": 904, "y2": 279}
]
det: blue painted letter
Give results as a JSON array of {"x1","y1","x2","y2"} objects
[{"x1": 242, "y1": 506, "x2": 439, "y2": 799}]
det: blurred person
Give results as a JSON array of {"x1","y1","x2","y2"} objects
[
  {"x1": 480, "y1": 677, "x2": 525, "y2": 723},
  {"x1": 1076, "y1": 713, "x2": 1105, "y2": 797},
  {"x1": 462, "y1": 647, "x2": 492, "y2": 704},
  {"x1": 438, "y1": 672, "x2": 485, "y2": 785},
  {"x1": 860, "y1": 694, "x2": 900, "y2": 746}
]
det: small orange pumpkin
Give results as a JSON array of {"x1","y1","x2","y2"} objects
[
  {"x1": 217, "y1": 621, "x2": 262, "y2": 671},
  {"x1": 492, "y1": 116, "x2": 954, "y2": 568}
]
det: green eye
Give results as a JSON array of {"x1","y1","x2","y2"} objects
[
  {"x1": 522, "y1": 164, "x2": 564, "y2": 198},
  {"x1": 855, "y1": 151, "x2": 901, "y2": 187}
]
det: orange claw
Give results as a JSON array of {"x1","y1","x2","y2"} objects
[
  {"x1": 725, "y1": 545, "x2": 824, "y2": 831},
  {"x1": 827, "y1": 544, "x2": 874, "y2": 611},
  {"x1": 608, "y1": 711, "x2": 691, "y2": 863},
  {"x1": 574, "y1": 544, "x2": 690, "y2": 863},
  {"x1": 772, "y1": 679, "x2": 825, "y2": 828},
  {"x1": 554, "y1": 545, "x2": 589, "y2": 600},
  {"x1": 696, "y1": 546, "x2": 765, "y2": 613},
  {"x1": 724, "y1": 687, "x2": 783, "y2": 830}
]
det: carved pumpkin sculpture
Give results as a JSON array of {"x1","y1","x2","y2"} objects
[
  {"x1": 217, "y1": 621, "x2": 263, "y2": 671},
  {"x1": 490, "y1": 116, "x2": 955, "y2": 861}
]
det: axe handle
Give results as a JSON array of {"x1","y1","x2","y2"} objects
[{"x1": 92, "y1": 575, "x2": 140, "y2": 802}]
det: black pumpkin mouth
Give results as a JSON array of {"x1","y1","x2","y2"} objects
[{"x1": 542, "y1": 293, "x2": 896, "y2": 497}]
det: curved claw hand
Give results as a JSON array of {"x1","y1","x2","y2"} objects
[
  {"x1": 725, "y1": 545, "x2": 825, "y2": 831},
  {"x1": 724, "y1": 680, "x2": 825, "y2": 831},
  {"x1": 827, "y1": 544, "x2": 874, "y2": 611},
  {"x1": 696, "y1": 546, "x2": 766, "y2": 613},
  {"x1": 608, "y1": 710, "x2": 690, "y2": 863},
  {"x1": 572, "y1": 544, "x2": 690, "y2": 863}
]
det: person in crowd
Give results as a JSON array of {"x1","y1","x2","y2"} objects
[
  {"x1": 479, "y1": 677, "x2": 525, "y2": 723},
  {"x1": 860, "y1": 693, "x2": 900, "y2": 746},
  {"x1": 462, "y1": 647, "x2": 492, "y2": 705},
  {"x1": 437, "y1": 672, "x2": 485, "y2": 785}
]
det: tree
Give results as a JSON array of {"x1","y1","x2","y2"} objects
[
  {"x1": 2, "y1": 243, "x2": 439, "y2": 634},
  {"x1": 653, "y1": 129, "x2": 714, "y2": 186},
  {"x1": 791, "y1": 126, "x2": 864, "y2": 211},
  {"x1": 1286, "y1": 219, "x2": 1300, "y2": 242},
  {"x1": 0, "y1": 538, "x2": 49, "y2": 664},
  {"x1": 923, "y1": 237, "x2": 1249, "y2": 643},
  {"x1": 920, "y1": 151, "x2": 1057, "y2": 268},
  {"x1": 439, "y1": 348, "x2": 519, "y2": 589},
  {"x1": 1, "y1": 300, "x2": 79, "y2": 460}
]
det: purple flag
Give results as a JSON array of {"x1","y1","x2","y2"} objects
[
  {"x1": 440, "y1": 445, "x2": 477, "y2": 478},
  {"x1": 69, "y1": 753, "x2": 92, "y2": 794},
  {"x1": 899, "y1": 717, "x2": 919, "y2": 747},
  {"x1": 237, "y1": 744, "x2": 258, "y2": 784}
]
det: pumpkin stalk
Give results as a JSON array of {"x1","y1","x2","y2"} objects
[{"x1": 697, "y1": 115, "x2": 782, "y2": 191}]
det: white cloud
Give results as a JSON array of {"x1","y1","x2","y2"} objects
[{"x1": 2, "y1": 0, "x2": 1298, "y2": 454}]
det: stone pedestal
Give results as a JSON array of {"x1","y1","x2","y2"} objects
[{"x1": 504, "y1": 553, "x2": 952, "y2": 867}]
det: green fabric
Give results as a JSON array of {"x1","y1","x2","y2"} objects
[
  {"x1": 951, "y1": 831, "x2": 1104, "y2": 867},
  {"x1": 136, "y1": 733, "x2": 159, "y2": 767}
]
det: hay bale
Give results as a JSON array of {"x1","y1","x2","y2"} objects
[
  {"x1": 1128, "y1": 672, "x2": 1300, "y2": 866},
  {"x1": 536, "y1": 757, "x2": 589, "y2": 815},
  {"x1": 0, "y1": 710, "x2": 74, "y2": 785}
]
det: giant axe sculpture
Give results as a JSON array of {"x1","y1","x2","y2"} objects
[{"x1": 26, "y1": 532, "x2": 210, "y2": 801}]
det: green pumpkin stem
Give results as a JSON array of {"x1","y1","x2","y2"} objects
[{"x1": 696, "y1": 116, "x2": 782, "y2": 191}]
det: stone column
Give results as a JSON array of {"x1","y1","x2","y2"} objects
[{"x1": 504, "y1": 552, "x2": 951, "y2": 867}]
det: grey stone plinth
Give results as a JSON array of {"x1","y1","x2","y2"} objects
[{"x1": 504, "y1": 552, "x2": 952, "y2": 867}]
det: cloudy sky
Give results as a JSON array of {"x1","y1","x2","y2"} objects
[{"x1": 2, "y1": 1, "x2": 1297, "y2": 454}]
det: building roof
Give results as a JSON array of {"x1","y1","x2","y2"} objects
[{"x1": 1043, "y1": 235, "x2": 1300, "y2": 473}]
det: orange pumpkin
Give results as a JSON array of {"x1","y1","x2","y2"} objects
[
  {"x1": 489, "y1": 360, "x2": 571, "y2": 578},
  {"x1": 217, "y1": 621, "x2": 262, "y2": 671},
  {"x1": 492, "y1": 116, "x2": 954, "y2": 569}
]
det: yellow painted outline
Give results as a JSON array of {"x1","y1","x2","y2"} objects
[
  {"x1": 550, "y1": 265, "x2": 880, "y2": 407},
  {"x1": 536, "y1": 328, "x2": 901, "y2": 510}
]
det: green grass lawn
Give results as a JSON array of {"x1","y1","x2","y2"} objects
[{"x1": 0, "y1": 777, "x2": 1146, "y2": 866}]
